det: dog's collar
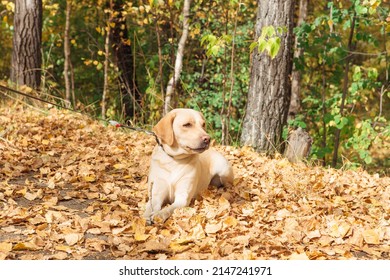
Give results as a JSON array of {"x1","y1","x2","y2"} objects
[{"x1": 153, "y1": 134, "x2": 175, "y2": 158}]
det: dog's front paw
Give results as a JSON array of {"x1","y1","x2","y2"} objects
[
  {"x1": 143, "y1": 211, "x2": 167, "y2": 225},
  {"x1": 150, "y1": 209, "x2": 171, "y2": 224},
  {"x1": 144, "y1": 212, "x2": 155, "y2": 226}
]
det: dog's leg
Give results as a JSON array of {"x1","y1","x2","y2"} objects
[
  {"x1": 209, "y1": 152, "x2": 234, "y2": 188},
  {"x1": 151, "y1": 182, "x2": 193, "y2": 223},
  {"x1": 144, "y1": 180, "x2": 169, "y2": 224}
]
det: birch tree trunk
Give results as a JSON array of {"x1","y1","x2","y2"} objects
[
  {"x1": 240, "y1": 0, "x2": 294, "y2": 153},
  {"x1": 11, "y1": 0, "x2": 42, "y2": 89},
  {"x1": 164, "y1": 0, "x2": 191, "y2": 115}
]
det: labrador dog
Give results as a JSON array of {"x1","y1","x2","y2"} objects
[{"x1": 144, "y1": 108, "x2": 234, "y2": 224}]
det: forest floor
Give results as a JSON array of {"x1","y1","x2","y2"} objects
[{"x1": 0, "y1": 104, "x2": 389, "y2": 260}]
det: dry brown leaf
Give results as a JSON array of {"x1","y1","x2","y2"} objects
[
  {"x1": 223, "y1": 216, "x2": 238, "y2": 228},
  {"x1": 24, "y1": 192, "x2": 37, "y2": 201},
  {"x1": 1, "y1": 106, "x2": 389, "y2": 260},
  {"x1": 0, "y1": 252, "x2": 9, "y2": 260},
  {"x1": 55, "y1": 245, "x2": 73, "y2": 253},
  {"x1": 0, "y1": 242, "x2": 13, "y2": 253},
  {"x1": 205, "y1": 222, "x2": 222, "y2": 234},
  {"x1": 306, "y1": 230, "x2": 321, "y2": 239},
  {"x1": 13, "y1": 242, "x2": 40, "y2": 251},
  {"x1": 64, "y1": 233, "x2": 83, "y2": 246},
  {"x1": 132, "y1": 217, "x2": 149, "y2": 241},
  {"x1": 363, "y1": 229, "x2": 380, "y2": 245},
  {"x1": 289, "y1": 252, "x2": 310, "y2": 260},
  {"x1": 328, "y1": 220, "x2": 351, "y2": 238},
  {"x1": 51, "y1": 252, "x2": 69, "y2": 260}
]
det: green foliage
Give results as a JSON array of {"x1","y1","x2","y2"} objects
[
  {"x1": 0, "y1": 0, "x2": 388, "y2": 171},
  {"x1": 250, "y1": 26, "x2": 286, "y2": 59},
  {"x1": 200, "y1": 34, "x2": 232, "y2": 57},
  {"x1": 0, "y1": 1, "x2": 14, "y2": 79},
  {"x1": 294, "y1": 0, "x2": 389, "y2": 169},
  {"x1": 184, "y1": 0, "x2": 255, "y2": 142}
]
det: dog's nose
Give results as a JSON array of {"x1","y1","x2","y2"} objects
[{"x1": 202, "y1": 135, "x2": 210, "y2": 145}]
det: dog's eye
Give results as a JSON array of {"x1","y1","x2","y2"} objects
[
  {"x1": 183, "y1": 123, "x2": 192, "y2": 128},
  {"x1": 201, "y1": 122, "x2": 206, "y2": 128}
]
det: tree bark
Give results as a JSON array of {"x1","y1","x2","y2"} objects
[
  {"x1": 240, "y1": 0, "x2": 295, "y2": 153},
  {"x1": 288, "y1": 0, "x2": 308, "y2": 119},
  {"x1": 110, "y1": 0, "x2": 140, "y2": 119},
  {"x1": 64, "y1": 0, "x2": 74, "y2": 108},
  {"x1": 101, "y1": 9, "x2": 112, "y2": 119},
  {"x1": 164, "y1": 0, "x2": 191, "y2": 115},
  {"x1": 332, "y1": 12, "x2": 356, "y2": 167},
  {"x1": 284, "y1": 127, "x2": 312, "y2": 163},
  {"x1": 11, "y1": 0, "x2": 43, "y2": 89}
]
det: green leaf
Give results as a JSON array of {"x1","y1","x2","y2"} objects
[
  {"x1": 269, "y1": 37, "x2": 281, "y2": 59},
  {"x1": 335, "y1": 116, "x2": 349, "y2": 129},
  {"x1": 257, "y1": 39, "x2": 267, "y2": 53},
  {"x1": 249, "y1": 41, "x2": 258, "y2": 52},
  {"x1": 222, "y1": 34, "x2": 232, "y2": 44},
  {"x1": 210, "y1": 45, "x2": 220, "y2": 56},
  {"x1": 352, "y1": 66, "x2": 362, "y2": 81},
  {"x1": 265, "y1": 26, "x2": 275, "y2": 37},
  {"x1": 367, "y1": 68, "x2": 378, "y2": 79}
]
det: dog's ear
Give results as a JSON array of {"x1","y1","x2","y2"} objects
[{"x1": 153, "y1": 111, "x2": 176, "y2": 146}]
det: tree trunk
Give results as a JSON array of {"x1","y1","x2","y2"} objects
[
  {"x1": 332, "y1": 12, "x2": 356, "y2": 167},
  {"x1": 288, "y1": 0, "x2": 308, "y2": 119},
  {"x1": 164, "y1": 0, "x2": 191, "y2": 115},
  {"x1": 110, "y1": 0, "x2": 140, "y2": 119},
  {"x1": 11, "y1": 0, "x2": 42, "y2": 89},
  {"x1": 240, "y1": 0, "x2": 295, "y2": 153},
  {"x1": 64, "y1": 0, "x2": 73, "y2": 108},
  {"x1": 101, "y1": 9, "x2": 112, "y2": 119},
  {"x1": 284, "y1": 127, "x2": 312, "y2": 163}
]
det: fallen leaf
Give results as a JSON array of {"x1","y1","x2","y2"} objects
[
  {"x1": 328, "y1": 221, "x2": 351, "y2": 238},
  {"x1": 13, "y1": 242, "x2": 40, "y2": 251},
  {"x1": 24, "y1": 192, "x2": 37, "y2": 201},
  {"x1": 218, "y1": 196, "x2": 230, "y2": 212},
  {"x1": 0, "y1": 252, "x2": 9, "y2": 260},
  {"x1": 223, "y1": 216, "x2": 238, "y2": 228},
  {"x1": 205, "y1": 222, "x2": 222, "y2": 234},
  {"x1": 363, "y1": 229, "x2": 380, "y2": 245},
  {"x1": 191, "y1": 223, "x2": 206, "y2": 238},
  {"x1": 132, "y1": 218, "x2": 150, "y2": 241},
  {"x1": 51, "y1": 252, "x2": 69, "y2": 260},
  {"x1": 83, "y1": 175, "x2": 96, "y2": 182},
  {"x1": 0, "y1": 242, "x2": 13, "y2": 253},
  {"x1": 55, "y1": 245, "x2": 73, "y2": 253},
  {"x1": 289, "y1": 252, "x2": 309, "y2": 260},
  {"x1": 64, "y1": 233, "x2": 82, "y2": 246},
  {"x1": 306, "y1": 230, "x2": 321, "y2": 239}
]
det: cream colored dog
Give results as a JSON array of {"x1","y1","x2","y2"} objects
[{"x1": 144, "y1": 108, "x2": 234, "y2": 224}]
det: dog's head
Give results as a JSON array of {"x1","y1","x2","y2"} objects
[{"x1": 153, "y1": 109, "x2": 211, "y2": 157}]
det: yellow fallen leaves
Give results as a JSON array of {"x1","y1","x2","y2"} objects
[
  {"x1": 363, "y1": 229, "x2": 380, "y2": 245},
  {"x1": 1, "y1": 105, "x2": 389, "y2": 260},
  {"x1": 327, "y1": 220, "x2": 352, "y2": 238},
  {"x1": 0, "y1": 242, "x2": 13, "y2": 253},
  {"x1": 289, "y1": 252, "x2": 310, "y2": 260},
  {"x1": 64, "y1": 233, "x2": 83, "y2": 246},
  {"x1": 83, "y1": 175, "x2": 97, "y2": 182},
  {"x1": 13, "y1": 242, "x2": 40, "y2": 251},
  {"x1": 132, "y1": 218, "x2": 149, "y2": 241}
]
